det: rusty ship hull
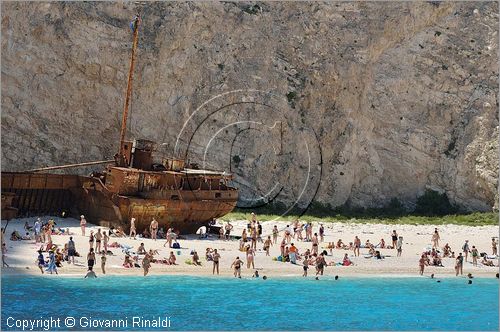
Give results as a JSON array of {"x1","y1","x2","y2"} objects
[{"x1": 2, "y1": 171, "x2": 238, "y2": 233}]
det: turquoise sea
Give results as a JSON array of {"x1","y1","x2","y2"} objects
[{"x1": 1, "y1": 275, "x2": 498, "y2": 331}]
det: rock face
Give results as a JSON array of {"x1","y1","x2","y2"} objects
[{"x1": 2, "y1": 2, "x2": 498, "y2": 212}]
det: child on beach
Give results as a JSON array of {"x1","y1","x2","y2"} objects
[
  {"x1": 264, "y1": 236, "x2": 272, "y2": 256},
  {"x1": 231, "y1": 256, "x2": 243, "y2": 278},
  {"x1": 303, "y1": 256, "x2": 309, "y2": 277}
]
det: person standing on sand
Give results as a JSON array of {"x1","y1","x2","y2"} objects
[
  {"x1": 391, "y1": 230, "x2": 398, "y2": 249},
  {"x1": 471, "y1": 246, "x2": 478, "y2": 266},
  {"x1": 462, "y1": 240, "x2": 470, "y2": 262},
  {"x1": 492, "y1": 238, "x2": 497, "y2": 256},
  {"x1": 34, "y1": 218, "x2": 42, "y2": 243},
  {"x1": 101, "y1": 254, "x2": 106, "y2": 274},
  {"x1": 67, "y1": 237, "x2": 76, "y2": 264},
  {"x1": 289, "y1": 243, "x2": 298, "y2": 264},
  {"x1": 246, "y1": 246, "x2": 255, "y2": 269},
  {"x1": 150, "y1": 218, "x2": 158, "y2": 241},
  {"x1": 303, "y1": 255, "x2": 309, "y2": 277},
  {"x1": 272, "y1": 225, "x2": 279, "y2": 244},
  {"x1": 353, "y1": 236, "x2": 361, "y2": 257},
  {"x1": 231, "y1": 256, "x2": 243, "y2": 278},
  {"x1": 312, "y1": 233, "x2": 319, "y2": 255},
  {"x1": 80, "y1": 215, "x2": 87, "y2": 236},
  {"x1": 46, "y1": 250, "x2": 57, "y2": 274},
  {"x1": 87, "y1": 248, "x2": 96, "y2": 271},
  {"x1": 455, "y1": 252, "x2": 464, "y2": 276},
  {"x1": 396, "y1": 236, "x2": 403, "y2": 257},
  {"x1": 319, "y1": 224, "x2": 325, "y2": 243},
  {"x1": 37, "y1": 250, "x2": 45, "y2": 274},
  {"x1": 103, "y1": 232, "x2": 109, "y2": 254},
  {"x1": 164, "y1": 228, "x2": 173, "y2": 248},
  {"x1": 431, "y1": 228, "x2": 440, "y2": 249},
  {"x1": 129, "y1": 218, "x2": 137, "y2": 238},
  {"x1": 95, "y1": 229, "x2": 103, "y2": 253},
  {"x1": 264, "y1": 236, "x2": 272, "y2": 256},
  {"x1": 212, "y1": 249, "x2": 220, "y2": 275},
  {"x1": 316, "y1": 254, "x2": 326, "y2": 276},
  {"x1": 142, "y1": 253, "x2": 151, "y2": 276},
  {"x1": 89, "y1": 231, "x2": 94, "y2": 250},
  {"x1": 419, "y1": 254, "x2": 427, "y2": 275},
  {"x1": 280, "y1": 238, "x2": 286, "y2": 257},
  {"x1": 225, "y1": 222, "x2": 233, "y2": 240},
  {"x1": 251, "y1": 227, "x2": 257, "y2": 250}
]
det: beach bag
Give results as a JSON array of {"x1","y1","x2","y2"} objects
[{"x1": 172, "y1": 242, "x2": 180, "y2": 249}]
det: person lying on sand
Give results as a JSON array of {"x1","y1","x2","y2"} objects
[{"x1": 481, "y1": 256, "x2": 495, "y2": 267}]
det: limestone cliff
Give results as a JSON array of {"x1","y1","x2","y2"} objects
[{"x1": 1, "y1": 1, "x2": 498, "y2": 212}]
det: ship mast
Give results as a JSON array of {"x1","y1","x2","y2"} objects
[{"x1": 117, "y1": 15, "x2": 140, "y2": 167}]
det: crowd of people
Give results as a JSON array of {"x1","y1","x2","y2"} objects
[{"x1": 1, "y1": 213, "x2": 498, "y2": 279}]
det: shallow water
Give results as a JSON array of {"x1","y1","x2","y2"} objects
[{"x1": 1, "y1": 275, "x2": 498, "y2": 330}]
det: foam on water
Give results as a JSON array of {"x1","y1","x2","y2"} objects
[{"x1": 2, "y1": 275, "x2": 498, "y2": 330}]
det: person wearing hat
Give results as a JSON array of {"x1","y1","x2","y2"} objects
[
  {"x1": 129, "y1": 217, "x2": 137, "y2": 238},
  {"x1": 80, "y1": 215, "x2": 87, "y2": 236}
]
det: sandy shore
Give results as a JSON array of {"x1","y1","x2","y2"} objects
[{"x1": 1, "y1": 216, "x2": 499, "y2": 278}]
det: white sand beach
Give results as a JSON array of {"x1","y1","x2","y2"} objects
[{"x1": 1, "y1": 216, "x2": 498, "y2": 278}]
